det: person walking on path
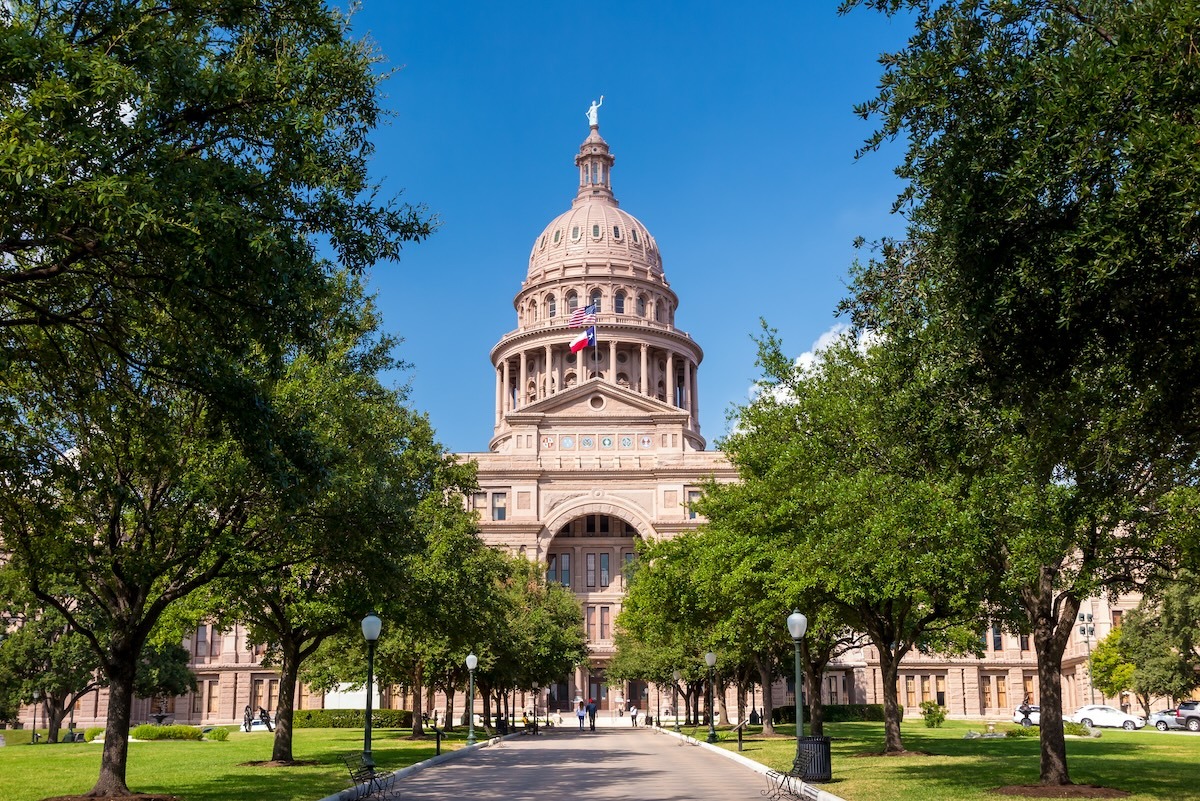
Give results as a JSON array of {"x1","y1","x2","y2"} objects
[
  {"x1": 576, "y1": 700, "x2": 586, "y2": 730},
  {"x1": 586, "y1": 698, "x2": 598, "y2": 731},
  {"x1": 630, "y1": 704, "x2": 639, "y2": 727}
]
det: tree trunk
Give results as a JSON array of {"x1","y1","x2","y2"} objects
[
  {"x1": 717, "y1": 678, "x2": 730, "y2": 725},
  {"x1": 805, "y1": 646, "x2": 831, "y2": 738},
  {"x1": 89, "y1": 654, "x2": 137, "y2": 796},
  {"x1": 46, "y1": 697, "x2": 65, "y2": 744},
  {"x1": 270, "y1": 642, "x2": 302, "y2": 762},
  {"x1": 444, "y1": 687, "x2": 456, "y2": 731},
  {"x1": 757, "y1": 654, "x2": 776, "y2": 735},
  {"x1": 876, "y1": 645, "x2": 905, "y2": 754},
  {"x1": 1030, "y1": 578, "x2": 1077, "y2": 786}
]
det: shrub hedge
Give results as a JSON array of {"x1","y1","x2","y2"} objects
[
  {"x1": 84, "y1": 727, "x2": 105, "y2": 743},
  {"x1": 131, "y1": 724, "x2": 202, "y2": 741},
  {"x1": 771, "y1": 704, "x2": 889, "y2": 724},
  {"x1": 293, "y1": 709, "x2": 413, "y2": 729},
  {"x1": 204, "y1": 726, "x2": 230, "y2": 741}
]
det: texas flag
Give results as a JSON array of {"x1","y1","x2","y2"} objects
[{"x1": 569, "y1": 326, "x2": 596, "y2": 354}]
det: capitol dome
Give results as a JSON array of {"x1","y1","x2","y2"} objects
[{"x1": 525, "y1": 126, "x2": 664, "y2": 283}]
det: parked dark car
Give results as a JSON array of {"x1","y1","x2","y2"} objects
[{"x1": 1175, "y1": 700, "x2": 1200, "y2": 732}]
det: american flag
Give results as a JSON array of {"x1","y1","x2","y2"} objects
[{"x1": 569, "y1": 304, "x2": 597, "y2": 328}]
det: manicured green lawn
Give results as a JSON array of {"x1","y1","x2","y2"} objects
[
  {"x1": 0, "y1": 727, "x2": 469, "y2": 801},
  {"x1": 717, "y1": 720, "x2": 1200, "y2": 801}
]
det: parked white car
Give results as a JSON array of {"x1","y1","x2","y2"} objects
[{"x1": 1068, "y1": 704, "x2": 1145, "y2": 730}]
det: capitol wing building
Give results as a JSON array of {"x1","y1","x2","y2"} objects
[{"x1": 464, "y1": 117, "x2": 738, "y2": 712}]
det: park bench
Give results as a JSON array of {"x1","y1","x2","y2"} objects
[
  {"x1": 341, "y1": 753, "x2": 395, "y2": 799},
  {"x1": 762, "y1": 749, "x2": 817, "y2": 801}
]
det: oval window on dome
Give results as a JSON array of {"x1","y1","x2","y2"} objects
[
  {"x1": 632, "y1": 230, "x2": 640, "y2": 244},
  {"x1": 553, "y1": 230, "x2": 561, "y2": 245},
  {"x1": 571, "y1": 226, "x2": 580, "y2": 241},
  {"x1": 540, "y1": 235, "x2": 546, "y2": 249},
  {"x1": 592, "y1": 224, "x2": 600, "y2": 238},
  {"x1": 613, "y1": 226, "x2": 621, "y2": 240}
]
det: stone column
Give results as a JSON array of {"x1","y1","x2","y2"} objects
[
  {"x1": 502, "y1": 357, "x2": 511, "y2": 413},
  {"x1": 608, "y1": 340, "x2": 617, "y2": 385},
  {"x1": 666, "y1": 353, "x2": 675, "y2": 406},
  {"x1": 495, "y1": 366, "x2": 503, "y2": 427},
  {"x1": 683, "y1": 358, "x2": 692, "y2": 415},
  {"x1": 691, "y1": 362, "x2": 700, "y2": 430},
  {"x1": 544, "y1": 344, "x2": 553, "y2": 397},
  {"x1": 640, "y1": 343, "x2": 649, "y2": 395},
  {"x1": 519, "y1": 350, "x2": 528, "y2": 409}
]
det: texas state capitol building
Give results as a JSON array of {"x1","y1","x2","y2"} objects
[
  {"x1": 19, "y1": 111, "x2": 1132, "y2": 732},
  {"x1": 461, "y1": 113, "x2": 737, "y2": 712}
]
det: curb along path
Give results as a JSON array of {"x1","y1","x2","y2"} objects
[{"x1": 364, "y1": 726, "x2": 847, "y2": 801}]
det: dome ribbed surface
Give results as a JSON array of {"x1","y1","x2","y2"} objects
[{"x1": 527, "y1": 204, "x2": 662, "y2": 281}]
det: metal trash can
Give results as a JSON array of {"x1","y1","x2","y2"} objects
[{"x1": 798, "y1": 735, "x2": 832, "y2": 782}]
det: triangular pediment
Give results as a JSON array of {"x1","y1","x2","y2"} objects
[{"x1": 505, "y1": 379, "x2": 686, "y2": 424}]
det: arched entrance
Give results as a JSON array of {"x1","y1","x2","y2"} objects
[{"x1": 543, "y1": 509, "x2": 645, "y2": 712}]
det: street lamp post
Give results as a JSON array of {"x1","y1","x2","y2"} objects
[
  {"x1": 465, "y1": 652, "x2": 479, "y2": 746},
  {"x1": 532, "y1": 682, "x2": 539, "y2": 731},
  {"x1": 787, "y1": 610, "x2": 808, "y2": 775},
  {"x1": 360, "y1": 613, "x2": 382, "y2": 769},
  {"x1": 32, "y1": 689, "x2": 40, "y2": 744},
  {"x1": 705, "y1": 651, "x2": 718, "y2": 744},
  {"x1": 672, "y1": 670, "x2": 681, "y2": 732},
  {"x1": 1078, "y1": 612, "x2": 1096, "y2": 703}
]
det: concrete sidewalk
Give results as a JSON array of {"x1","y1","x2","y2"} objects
[{"x1": 377, "y1": 726, "x2": 775, "y2": 801}]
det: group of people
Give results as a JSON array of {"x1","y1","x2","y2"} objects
[
  {"x1": 574, "y1": 698, "x2": 645, "y2": 729},
  {"x1": 242, "y1": 705, "x2": 274, "y2": 732},
  {"x1": 575, "y1": 698, "x2": 599, "y2": 731}
]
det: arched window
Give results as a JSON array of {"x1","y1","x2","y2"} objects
[
  {"x1": 547, "y1": 294, "x2": 557, "y2": 318},
  {"x1": 567, "y1": 291, "x2": 578, "y2": 313},
  {"x1": 637, "y1": 295, "x2": 647, "y2": 317},
  {"x1": 616, "y1": 373, "x2": 630, "y2": 388},
  {"x1": 590, "y1": 289, "x2": 602, "y2": 313},
  {"x1": 632, "y1": 229, "x2": 640, "y2": 244},
  {"x1": 613, "y1": 226, "x2": 621, "y2": 240},
  {"x1": 565, "y1": 372, "x2": 578, "y2": 389},
  {"x1": 655, "y1": 298, "x2": 665, "y2": 322},
  {"x1": 614, "y1": 291, "x2": 626, "y2": 314},
  {"x1": 528, "y1": 299, "x2": 538, "y2": 320}
]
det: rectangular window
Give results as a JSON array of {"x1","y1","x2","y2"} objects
[
  {"x1": 192, "y1": 689, "x2": 203, "y2": 714},
  {"x1": 599, "y1": 553, "x2": 610, "y2": 587},
  {"x1": 586, "y1": 553, "x2": 596, "y2": 588},
  {"x1": 997, "y1": 676, "x2": 1008, "y2": 708},
  {"x1": 196, "y1": 626, "x2": 207, "y2": 658},
  {"x1": 1019, "y1": 634, "x2": 1030, "y2": 651},
  {"x1": 827, "y1": 676, "x2": 839, "y2": 705},
  {"x1": 492, "y1": 492, "x2": 507, "y2": 521},
  {"x1": 586, "y1": 607, "x2": 596, "y2": 641},
  {"x1": 547, "y1": 555, "x2": 557, "y2": 583},
  {"x1": 207, "y1": 680, "x2": 220, "y2": 715},
  {"x1": 209, "y1": 628, "x2": 221, "y2": 658},
  {"x1": 1111, "y1": 610, "x2": 1123, "y2": 629},
  {"x1": 600, "y1": 606, "x2": 610, "y2": 640},
  {"x1": 267, "y1": 679, "x2": 279, "y2": 711},
  {"x1": 687, "y1": 490, "x2": 702, "y2": 519},
  {"x1": 252, "y1": 679, "x2": 264, "y2": 711},
  {"x1": 905, "y1": 676, "x2": 916, "y2": 707},
  {"x1": 982, "y1": 676, "x2": 993, "y2": 709},
  {"x1": 936, "y1": 675, "x2": 946, "y2": 706},
  {"x1": 921, "y1": 675, "x2": 931, "y2": 703},
  {"x1": 992, "y1": 622, "x2": 1003, "y2": 651},
  {"x1": 559, "y1": 553, "x2": 571, "y2": 587},
  {"x1": 1023, "y1": 675, "x2": 1036, "y2": 704}
]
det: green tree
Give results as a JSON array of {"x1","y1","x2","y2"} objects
[
  {"x1": 0, "y1": 0, "x2": 431, "y2": 442},
  {"x1": 842, "y1": 0, "x2": 1200, "y2": 785},
  {"x1": 1088, "y1": 636, "x2": 1136, "y2": 710}
]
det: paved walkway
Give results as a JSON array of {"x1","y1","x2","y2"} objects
[{"x1": 379, "y1": 726, "x2": 772, "y2": 801}]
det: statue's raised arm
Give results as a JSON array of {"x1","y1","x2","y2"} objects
[{"x1": 586, "y1": 95, "x2": 604, "y2": 126}]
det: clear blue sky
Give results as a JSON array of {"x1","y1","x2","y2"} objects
[{"x1": 349, "y1": 1, "x2": 914, "y2": 453}]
